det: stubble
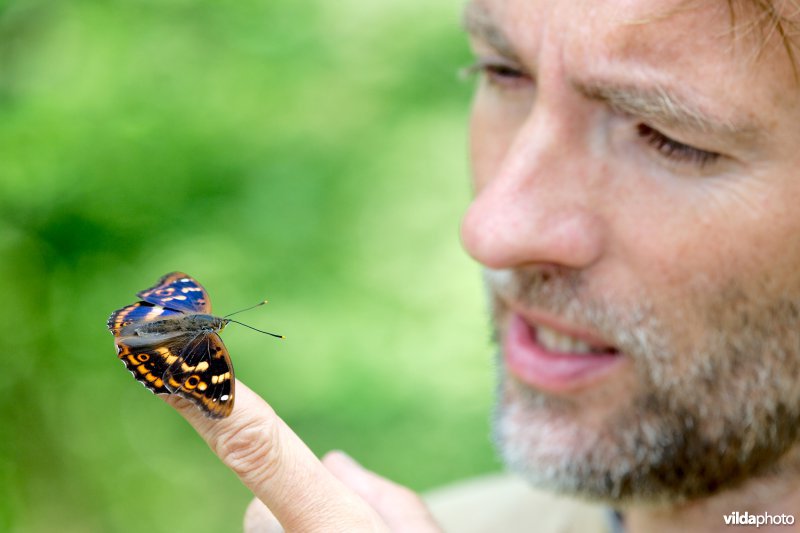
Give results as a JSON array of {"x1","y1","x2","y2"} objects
[{"x1": 488, "y1": 267, "x2": 800, "y2": 505}]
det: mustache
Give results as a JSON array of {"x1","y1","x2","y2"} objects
[
  {"x1": 484, "y1": 266, "x2": 656, "y2": 353},
  {"x1": 483, "y1": 266, "x2": 595, "y2": 322}
]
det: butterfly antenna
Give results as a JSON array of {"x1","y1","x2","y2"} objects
[
  {"x1": 227, "y1": 319, "x2": 284, "y2": 339},
  {"x1": 224, "y1": 300, "x2": 269, "y2": 319}
]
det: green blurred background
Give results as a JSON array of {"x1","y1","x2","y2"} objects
[{"x1": 0, "y1": 0, "x2": 498, "y2": 531}]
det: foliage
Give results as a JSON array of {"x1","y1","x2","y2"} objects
[{"x1": 0, "y1": 0, "x2": 498, "y2": 531}]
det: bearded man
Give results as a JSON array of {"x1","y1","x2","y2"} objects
[{"x1": 170, "y1": 1, "x2": 800, "y2": 531}]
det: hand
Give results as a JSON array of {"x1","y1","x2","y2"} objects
[{"x1": 167, "y1": 380, "x2": 442, "y2": 533}]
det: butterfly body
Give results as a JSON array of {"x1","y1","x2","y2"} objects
[
  {"x1": 108, "y1": 272, "x2": 236, "y2": 418},
  {"x1": 122, "y1": 314, "x2": 228, "y2": 337}
]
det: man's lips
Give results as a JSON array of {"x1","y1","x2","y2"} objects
[{"x1": 503, "y1": 311, "x2": 626, "y2": 393}]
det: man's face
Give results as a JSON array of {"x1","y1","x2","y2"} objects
[{"x1": 461, "y1": 0, "x2": 800, "y2": 504}]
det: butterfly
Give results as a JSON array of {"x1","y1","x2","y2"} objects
[{"x1": 107, "y1": 272, "x2": 281, "y2": 418}]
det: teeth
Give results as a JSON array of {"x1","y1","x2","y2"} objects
[{"x1": 536, "y1": 324, "x2": 596, "y2": 354}]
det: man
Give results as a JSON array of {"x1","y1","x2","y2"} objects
[{"x1": 169, "y1": 0, "x2": 800, "y2": 530}]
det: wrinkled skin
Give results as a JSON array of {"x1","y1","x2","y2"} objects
[{"x1": 460, "y1": 0, "x2": 800, "y2": 529}]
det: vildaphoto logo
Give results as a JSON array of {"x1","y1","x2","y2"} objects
[{"x1": 723, "y1": 511, "x2": 795, "y2": 527}]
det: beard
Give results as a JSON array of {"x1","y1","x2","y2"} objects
[{"x1": 488, "y1": 266, "x2": 800, "y2": 506}]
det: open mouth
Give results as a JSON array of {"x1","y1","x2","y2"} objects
[
  {"x1": 503, "y1": 312, "x2": 625, "y2": 393},
  {"x1": 536, "y1": 321, "x2": 619, "y2": 355}
]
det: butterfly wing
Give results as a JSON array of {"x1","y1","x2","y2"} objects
[
  {"x1": 107, "y1": 302, "x2": 183, "y2": 335},
  {"x1": 114, "y1": 330, "x2": 195, "y2": 395},
  {"x1": 109, "y1": 272, "x2": 232, "y2": 418},
  {"x1": 163, "y1": 332, "x2": 234, "y2": 419},
  {"x1": 136, "y1": 272, "x2": 212, "y2": 314}
]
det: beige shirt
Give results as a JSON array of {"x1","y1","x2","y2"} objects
[{"x1": 425, "y1": 473, "x2": 613, "y2": 533}]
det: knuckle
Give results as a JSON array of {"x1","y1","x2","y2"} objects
[{"x1": 212, "y1": 410, "x2": 281, "y2": 485}]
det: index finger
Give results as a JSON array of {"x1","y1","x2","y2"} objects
[{"x1": 167, "y1": 380, "x2": 385, "y2": 532}]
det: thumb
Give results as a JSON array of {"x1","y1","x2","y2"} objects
[
  {"x1": 244, "y1": 498, "x2": 283, "y2": 533},
  {"x1": 322, "y1": 451, "x2": 442, "y2": 533}
]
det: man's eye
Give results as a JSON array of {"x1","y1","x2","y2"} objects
[
  {"x1": 464, "y1": 60, "x2": 530, "y2": 89},
  {"x1": 637, "y1": 124, "x2": 721, "y2": 168}
]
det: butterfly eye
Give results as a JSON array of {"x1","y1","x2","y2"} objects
[{"x1": 136, "y1": 353, "x2": 150, "y2": 362}]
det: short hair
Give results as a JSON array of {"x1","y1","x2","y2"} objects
[
  {"x1": 643, "y1": 1, "x2": 799, "y2": 79},
  {"x1": 727, "y1": 0, "x2": 800, "y2": 77}
]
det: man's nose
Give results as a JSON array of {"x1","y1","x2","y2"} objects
[{"x1": 461, "y1": 116, "x2": 607, "y2": 271}]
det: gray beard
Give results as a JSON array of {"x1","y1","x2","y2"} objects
[{"x1": 487, "y1": 267, "x2": 800, "y2": 505}]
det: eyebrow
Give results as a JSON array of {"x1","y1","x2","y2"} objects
[
  {"x1": 573, "y1": 80, "x2": 762, "y2": 143},
  {"x1": 462, "y1": 1, "x2": 520, "y2": 61},
  {"x1": 462, "y1": 1, "x2": 763, "y2": 146}
]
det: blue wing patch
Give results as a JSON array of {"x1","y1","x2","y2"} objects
[
  {"x1": 136, "y1": 271, "x2": 212, "y2": 313},
  {"x1": 106, "y1": 301, "x2": 182, "y2": 335}
]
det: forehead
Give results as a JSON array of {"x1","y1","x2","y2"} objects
[{"x1": 465, "y1": 0, "x2": 797, "y2": 104}]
